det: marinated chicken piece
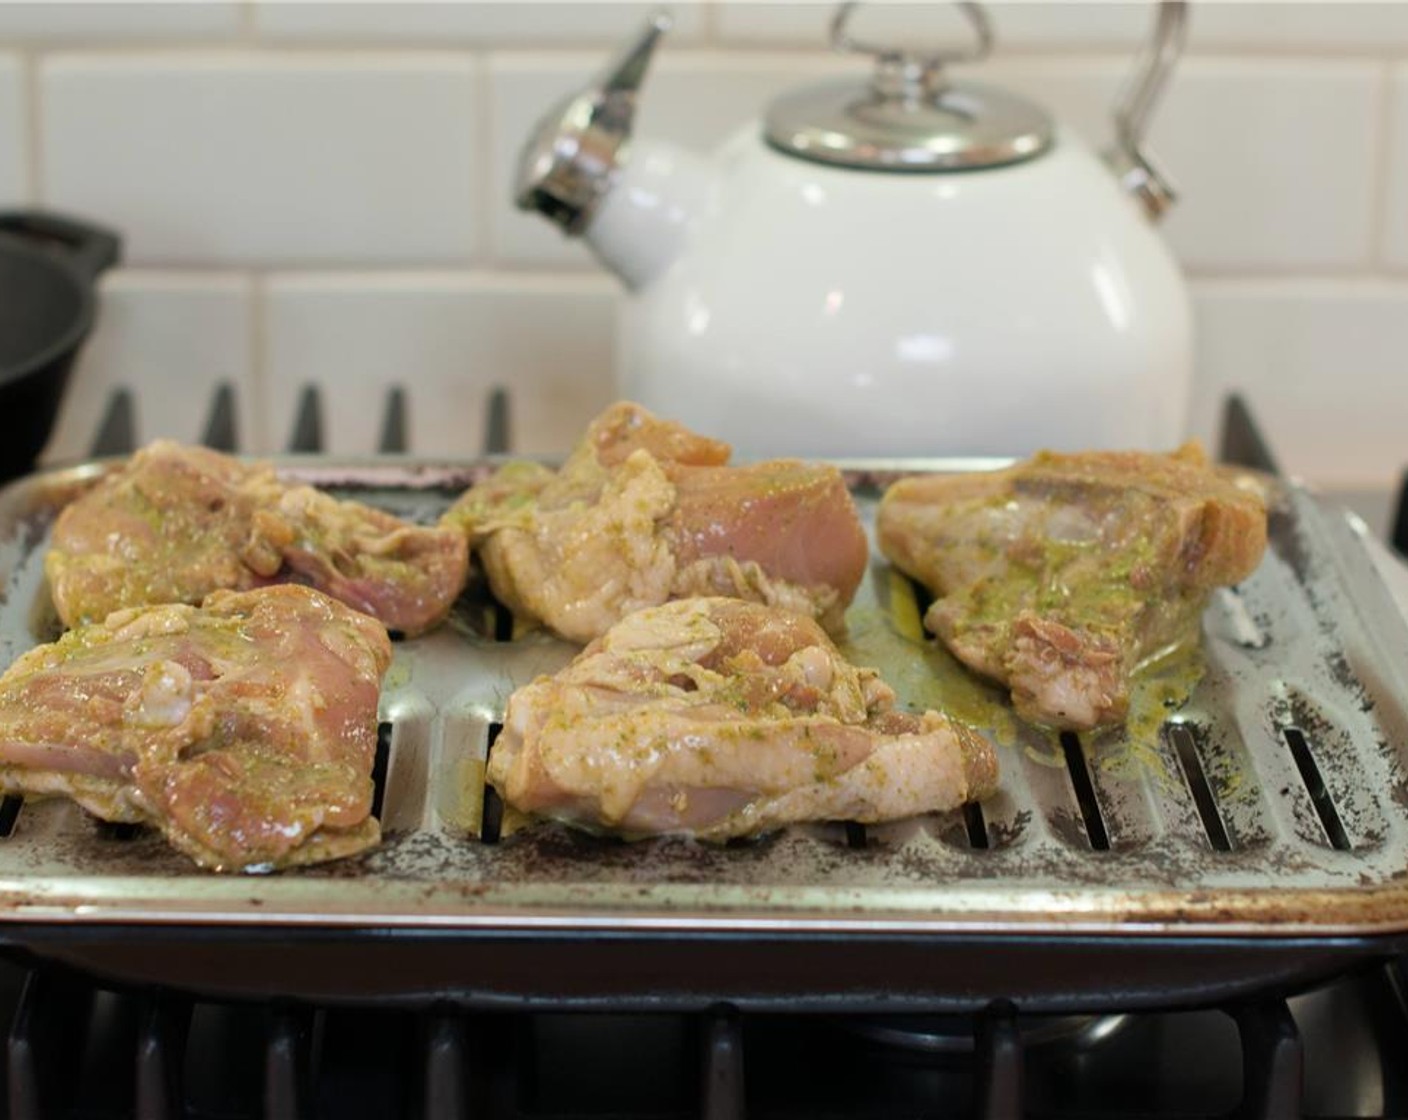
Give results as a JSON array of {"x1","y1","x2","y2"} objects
[
  {"x1": 443, "y1": 402, "x2": 868, "y2": 643},
  {"x1": 0, "y1": 585, "x2": 392, "y2": 871},
  {"x1": 877, "y1": 444, "x2": 1268, "y2": 730},
  {"x1": 488, "y1": 597, "x2": 998, "y2": 838},
  {"x1": 47, "y1": 440, "x2": 468, "y2": 636}
]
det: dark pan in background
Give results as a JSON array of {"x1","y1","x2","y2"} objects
[{"x1": 0, "y1": 211, "x2": 121, "y2": 481}]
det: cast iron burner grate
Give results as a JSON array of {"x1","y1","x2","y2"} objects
[
  {"x1": 2, "y1": 387, "x2": 1408, "y2": 1118},
  {"x1": 10, "y1": 942, "x2": 1408, "y2": 1118}
]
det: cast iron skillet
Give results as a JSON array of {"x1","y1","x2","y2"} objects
[{"x1": 0, "y1": 211, "x2": 120, "y2": 481}]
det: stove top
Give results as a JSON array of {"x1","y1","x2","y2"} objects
[
  {"x1": 2, "y1": 956, "x2": 1406, "y2": 1118},
  {"x1": 5, "y1": 386, "x2": 1408, "y2": 1119}
]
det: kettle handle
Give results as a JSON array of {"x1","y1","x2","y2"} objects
[{"x1": 1107, "y1": 1, "x2": 1189, "y2": 221}]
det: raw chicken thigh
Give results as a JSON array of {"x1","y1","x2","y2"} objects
[
  {"x1": 0, "y1": 585, "x2": 392, "y2": 871},
  {"x1": 488, "y1": 597, "x2": 998, "y2": 838},
  {"x1": 47, "y1": 441, "x2": 468, "y2": 636},
  {"x1": 443, "y1": 402, "x2": 869, "y2": 643},
  {"x1": 877, "y1": 444, "x2": 1268, "y2": 731}
]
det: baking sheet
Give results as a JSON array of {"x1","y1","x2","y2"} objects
[{"x1": 0, "y1": 457, "x2": 1407, "y2": 937}]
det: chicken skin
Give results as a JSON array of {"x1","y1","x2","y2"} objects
[
  {"x1": 47, "y1": 440, "x2": 468, "y2": 636},
  {"x1": 488, "y1": 597, "x2": 998, "y2": 838},
  {"x1": 877, "y1": 444, "x2": 1268, "y2": 731},
  {"x1": 0, "y1": 585, "x2": 392, "y2": 871},
  {"x1": 442, "y1": 402, "x2": 869, "y2": 644}
]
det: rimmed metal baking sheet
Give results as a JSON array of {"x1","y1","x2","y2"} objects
[{"x1": 1, "y1": 457, "x2": 1407, "y2": 940}]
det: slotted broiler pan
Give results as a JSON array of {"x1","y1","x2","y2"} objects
[{"x1": 0, "y1": 409, "x2": 1407, "y2": 1014}]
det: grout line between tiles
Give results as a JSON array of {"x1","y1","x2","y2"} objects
[
  {"x1": 1368, "y1": 60, "x2": 1395, "y2": 269},
  {"x1": 249, "y1": 271, "x2": 270, "y2": 455},
  {"x1": 22, "y1": 49, "x2": 41, "y2": 204},
  {"x1": 90, "y1": 266, "x2": 1408, "y2": 295},
  {"x1": 256, "y1": 268, "x2": 615, "y2": 293},
  {"x1": 17, "y1": 43, "x2": 1407, "y2": 66},
  {"x1": 33, "y1": 45, "x2": 486, "y2": 71},
  {"x1": 1187, "y1": 275, "x2": 1408, "y2": 302},
  {"x1": 1183, "y1": 263, "x2": 1408, "y2": 284},
  {"x1": 699, "y1": 0, "x2": 719, "y2": 47},
  {"x1": 474, "y1": 51, "x2": 492, "y2": 269},
  {"x1": 239, "y1": 0, "x2": 257, "y2": 44}
]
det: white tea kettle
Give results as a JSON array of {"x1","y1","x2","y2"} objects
[{"x1": 517, "y1": 2, "x2": 1193, "y2": 459}]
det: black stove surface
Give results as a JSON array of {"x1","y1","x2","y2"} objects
[{"x1": 4, "y1": 954, "x2": 1408, "y2": 1118}]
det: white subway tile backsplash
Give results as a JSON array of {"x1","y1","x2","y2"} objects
[
  {"x1": 489, "y1": 50, "x2": 866, "y2": 268},
  {"x1": 1154, "y1": 60, "x2": 1381, "y2": 271},
  {"x1": 713, "y1": 3, "x2": 934, "y2": 50},
  {"x1": 714, "y1": 1, "x2": 1408, "y2": 53},
  {"x1": 1189, "y1": 3, "x2": 1408, "y2": 52},
  {"x1": 989, "y1": 3, "x2": 1149, "y2": 50},
  {"x1": 255, "y1": 1, "x2": 703, "y2": 45},
  {"x1": 43, "y1": 271, "x2": 254, "y2": 463},
  {"x1": 1385, "y1": 65, "x2": 1408, "y2": 270},
  {"x1": 41, "y1": 53, "x2": 481, "y2": 267},
  {"x1": 0, "y1": 54, "x2": 26, "y2": 206},
  {"x1": 261, "y1": 274, "x2": 616, "y2": 456},
  {"x1": 714, "y1": 2, "x2": 1149, "y2": 50},
  {"x1": 1191, "y1": 280, "x2": 1408, "y2": 487},
  {"x1": 979, "y1": 56, "x2": 1123, "y2": 151},
  {"x1": 638, "y1": 52, "x2": 868, "y2": 150},
  {"x1": 0, "y1": 2, "x2": 242, "y2": 43}
]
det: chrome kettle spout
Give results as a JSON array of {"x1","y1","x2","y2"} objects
[
  {"x1": 514, "y1": 9, "x2": 714, "y2": 291},
  {"x1": 515, "y1": 10, "x2": 672, "y2": 234}
]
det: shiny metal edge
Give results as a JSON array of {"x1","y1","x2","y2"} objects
[{"x1": 5, "y1": 881, "x2": 1408, "y2": 937}]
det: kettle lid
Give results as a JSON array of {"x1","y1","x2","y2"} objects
[{"x1": 764, "y1": 2, "x2": 1054, "y2": 173}]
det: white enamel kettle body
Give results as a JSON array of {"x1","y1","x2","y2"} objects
[{"x1": 517, "y1": 2, "x2": 1193, "y2": 459}]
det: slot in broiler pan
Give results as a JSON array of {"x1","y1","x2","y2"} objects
[{"x1": 0, "y1": 445, "x2": 1406, "y2": 1013}]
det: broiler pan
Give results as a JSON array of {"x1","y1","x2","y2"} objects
[{"x1": 0, "y1": 454, "x2": 1406, "y2": 1012}]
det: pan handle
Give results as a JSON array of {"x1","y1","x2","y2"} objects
[{"x1": 0, "y1": 210, "x2": 121, "y2": 282}]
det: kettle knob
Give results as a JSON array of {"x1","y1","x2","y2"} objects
[
  {"x1": 830, "y1": 0, "x2": 993, "y2": 97},
  {"x1": 514, "y1": 10, "x2": 671, "y2": 234}
]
